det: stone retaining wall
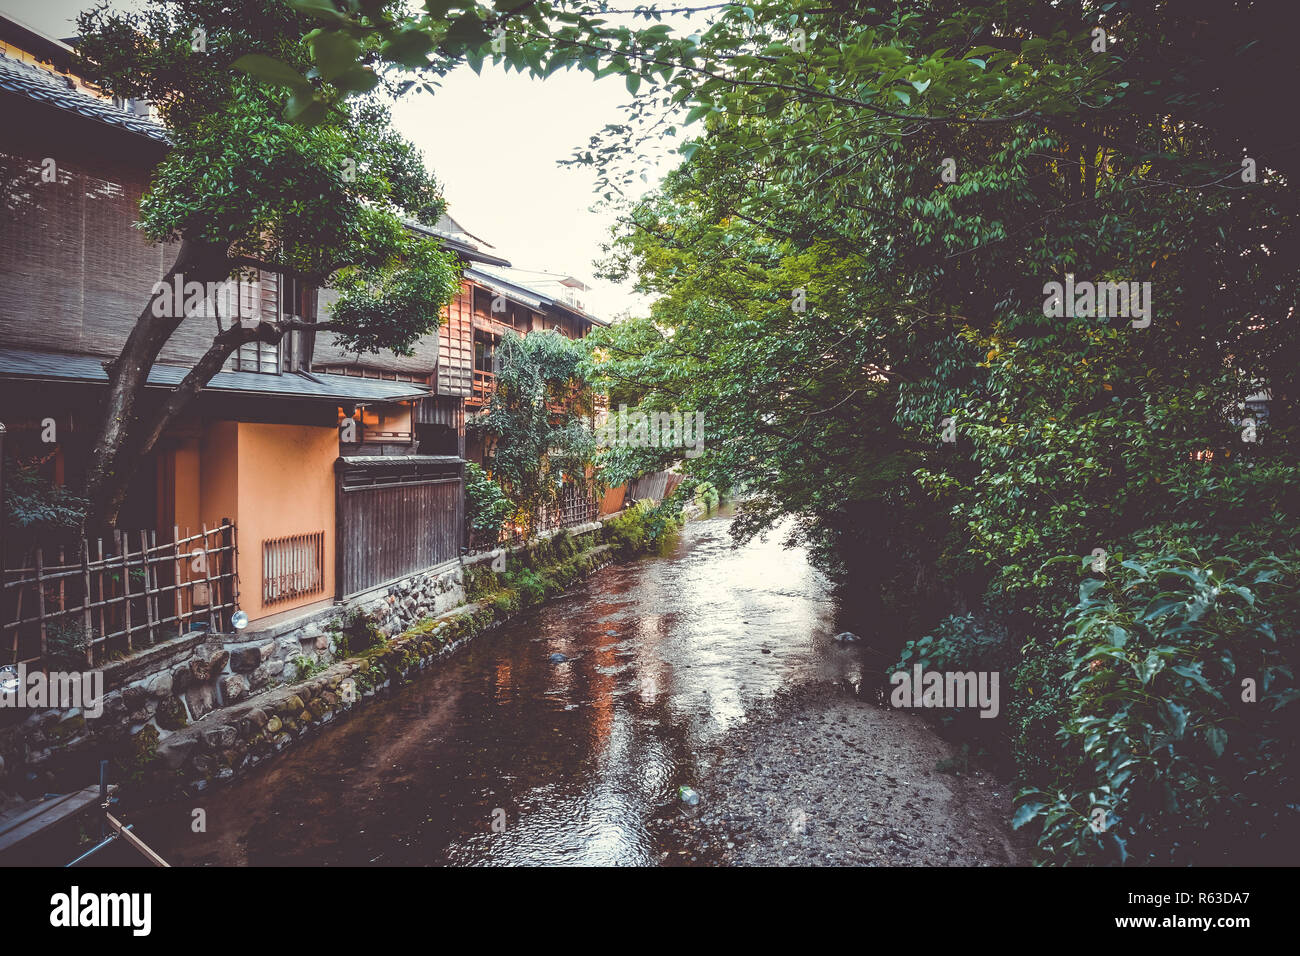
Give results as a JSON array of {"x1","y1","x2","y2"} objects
[{"x1": 0, "y1": 519, "x2": 617, "y2": 802}]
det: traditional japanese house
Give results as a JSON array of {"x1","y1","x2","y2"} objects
[{"x1": 0, "y1": 13, "x2": 609, "y2": 664}]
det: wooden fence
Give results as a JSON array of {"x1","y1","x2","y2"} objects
[
  {"x1": 626, "y1": 470, "x2": 684, "y2": 503},
  {"x1": 469, "y1": 481, "x2": 599, "y2": 552},
  {"x1": 336, "y1": 456, "x2": 464, "y2": 600},
  {"x1": 1, "y1": 522, "x2": 238, "y2": 668}
]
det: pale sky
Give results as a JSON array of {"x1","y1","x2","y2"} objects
[
  {"x1": 2, "y1": 0, "x2": 688, "y2": 320},
  {"x1": 390, "y1": 63, "x2": 680, "y2": 320}
]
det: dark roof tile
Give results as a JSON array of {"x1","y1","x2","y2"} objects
[
  {"x1": 0, "y1": 348, "x2": 429, "y2": 403},
  {"x1": 0, "y1": 53, "x2": 168, "y2": 144}
]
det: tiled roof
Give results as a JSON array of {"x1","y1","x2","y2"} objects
[
  {"x1": 0, "y1": 348, "x2": 429, "y2": 403},
  {"x1": 466, "y1": 264, "x2": 608, "y2": 326},
  {"x1": 402, "y1": 217, "x2": 512, "y2": 268},
  {"x1": 0, "y1": 52, "x2": 168, "y2": 144}
]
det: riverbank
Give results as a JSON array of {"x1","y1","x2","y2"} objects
[
  {"x1": 655, "y1": 682, "x2": 1030, "y2": 866},
  {"x1": 56, "y1": 506, "x2": 1031, "y2": 867}
]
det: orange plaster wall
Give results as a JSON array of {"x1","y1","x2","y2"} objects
[
  {"x1": 172, "y1": 438, "x2": 202, "y2": 537},
  {"x1": 198, "y1": 421, "x2": 239, "y2": 533},
  {"x1": 235, "y1": 422, "x2": 338, "y2": 622}
]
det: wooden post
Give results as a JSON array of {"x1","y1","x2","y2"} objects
[
  {"x1": 11, "y1": 560, "x2": 23, "y2": 664},
  {"x1": 221, "y1": 518, "x2": 237, "y2": 630},
  {"x1": 96, "y1": 538, "x2": 106, "y2": 648},
  {"x1": 172, "y1": 526, "x2": 182, "y2": 638},
  {"x1": 118, "y1": 532, "x2": 132, "y2": 653},
  {"x1": 34, "y1": 547, "x2": 46, "y2": 664},
  {"x1": 200, "y1": 523, "x2": 217, "y2": 633},
  {"x1": 139, "y1": 531, "x2": 156, "y2": 647},
  {"x1": 57, "y1": 546, "x2": 66, "y2": 631},
  {"x1": 81, "y1": 540, "x2": 93, "y2": 667}
]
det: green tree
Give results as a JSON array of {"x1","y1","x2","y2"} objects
[
  {"x1": 73, "y1": 0, "x2": 461, "y2": 531},
  {"x1": 470, "y1": 331, "x2": 596, "y2": 537}
]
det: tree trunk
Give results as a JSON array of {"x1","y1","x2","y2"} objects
[
  {"x1": 119, "y1": 323, "x2": 276, "y2": 472},
  {"x1": 81, "y1": 237, "x2": 229, "y2": 534}
]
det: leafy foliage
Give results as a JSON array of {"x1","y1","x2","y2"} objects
[
  {"x1": 3, "y1": 459, "x2": 87, "y2": 549},
  {"x1": 72, "y1": 0, "x2": 463, "y2": 527},
  {"x1": 229, "y1": 0, "x2": 1300, "y2": 863},
  {"x1": 469, "y1": 331, "x2": 596, "y2": 537},
  {"x1": 1013, "y1": 552, "x2": 1299, "y2": 865},
  {"x1": 463, "y1": 462, "x2": 512, "y2": 543}
]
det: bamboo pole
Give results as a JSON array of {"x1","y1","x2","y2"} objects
[
  {"x1": 201, "y1": 523, "x2": 217, "y2": 633},
  {"x1": 34, "y1": 547, "x2": 46, "y2": 663},
  {"x1": 118, "y1": 532, "x2": 132, "y2": 653},
  {"x1": 173, "y1": 526, "x2": 182, "y2": 638},
  {"x1": 11, "y1": 558, "x2": 22, "y2": 664},
  {"x1": 140, "y1": 531, "x2": 156, "y2": 647},
  {"x1": 222, "y1": 518, "x2": 238, "y2": 628},
  {"x1": 81, "y1": 540, "x2": 93, "y2": 667},
  {"x1": 96, "y1": 538, "x2": 106, "y2": 647}
]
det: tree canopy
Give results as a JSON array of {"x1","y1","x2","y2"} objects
[
  {"x1": 73, "y1": 0, "x2": 462, "y2": 530},
  {"x1": 102, "y1": 0, "x2": 1300, "y2": 863}
]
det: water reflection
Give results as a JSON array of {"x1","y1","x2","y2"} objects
[{"x1": 126, "y1": 510, "x2": 869, "y2": 866}]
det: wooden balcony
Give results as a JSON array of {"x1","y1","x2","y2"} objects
[{"x1": 468, "y1": 369, "x2": 495, "y2": 408}]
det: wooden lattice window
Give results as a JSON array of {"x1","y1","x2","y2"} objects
[{"x1": 262, "y1": 531, "x2": 325, "y2": 605}]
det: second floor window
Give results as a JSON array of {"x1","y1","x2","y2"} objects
[
  {"x1": 223, "y1": 271, "x2": 313, "y2": 374},
  {"x1": 231, "y1": 338, "x2": 280, "y2": 374}
]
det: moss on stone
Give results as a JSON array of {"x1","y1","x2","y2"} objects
[{"x1": 155, "y1": 697, "x2": 188, "y2": 731}]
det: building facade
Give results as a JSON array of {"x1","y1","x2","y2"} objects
[{"x1": 0, "y1": 13, "x2": 604, "y2": 663}]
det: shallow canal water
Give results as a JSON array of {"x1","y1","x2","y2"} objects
[{"x1": 122, "y1": 510, "x2": 873, "y2": 866}]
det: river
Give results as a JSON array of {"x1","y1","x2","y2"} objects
[{"x1": 118, "y1": 509, "x2": 879, "y2": 866}]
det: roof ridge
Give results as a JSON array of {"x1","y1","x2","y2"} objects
[{"x1": 0, "y1": 51, "x2": 168, "y2": 144}]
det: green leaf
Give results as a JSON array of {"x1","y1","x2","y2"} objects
[
  {"x1": 626, "y1": 72, "x2": 642, "y2": 95},
  {"x1": 381, "y1": 28, "x2": 436, "y2": 69},
  {"x1": 1010, "y1": 802, "x2": 1043, "y2": 829},
  {"x1": 333, "y1": 66, "x2": 379, "y2": 93},
  {"x1": 232, "y1": 54, "x2": 310, "y2": 90},
  {"x1": 1079, "y1": 578, "x2": 1106, "y2": 603},
  {"x1": 311, "y1": 31, "x2": 363, "y2": 80},
  {"x1": 1204, "y1": 726, "x2": 1227, "y2": 758},
  {"x1": 444, "y1": 12, "x2": 488, "y2": 52},
  {"x1": 289, "y1": 0, "x2": 346, "y2": 24},
  {"x1": 1141, "y1": 594, "x2": 1186, "y2": 622},
  {"x1": 284, "y1": 88, "x2": 326, "y2": 124},
  {"x1": 685, "y1": 104, "x2": 713, "y2": 124}
]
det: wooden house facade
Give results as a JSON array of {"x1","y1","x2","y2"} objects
[{"x1": 0, "y1": 13, "x2": 605, "y2": 660}]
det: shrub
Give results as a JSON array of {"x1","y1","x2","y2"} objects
[
  {"x1": 504, "y1": 567, "x2": 549, "y2": 606},
  {"x1": 45, "y1": 619, "x2": 91, "y2": 669},
  {"x1": 1013, "y1": 551, "x2": 1300, "y2": 865},
  {"x1": 890, "y1": 612, "x2": 1018, "y2": 763},
  {"x1": 891, "y1": 612, "x2": 1016, "y2": 676},
  {"x1": 464, "y1": 462, "x2": 512, "y2": 545}
]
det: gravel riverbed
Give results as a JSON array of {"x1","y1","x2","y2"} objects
[{"x1": 655, "y1": 682, "x2": 1032, "y2": 866}]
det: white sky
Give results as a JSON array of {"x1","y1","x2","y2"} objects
[
  {"x1": 390, "y1": 63, "x2": 679, "y2": 321},
  {"x1": 2, "y1": 0, "x2": 688, "y2": 320}
]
